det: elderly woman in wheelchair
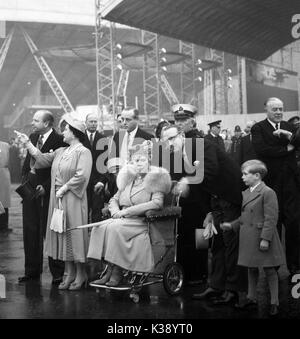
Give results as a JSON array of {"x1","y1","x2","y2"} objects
[{"x1": 87, "y1": 141, "x2": 172, "y2": 287}]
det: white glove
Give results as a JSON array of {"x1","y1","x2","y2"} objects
[
  {"x1": 14, "y1": 130, "x2": 29, "y2": 144},
  {"x1": 56, "y1": 185, "x2": 68, "y2": 199},
  {"x1": 203, "y1": 221, "x2": 218, "y2": 240}
]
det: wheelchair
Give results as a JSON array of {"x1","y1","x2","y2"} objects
[{"x1": 89, "y1": 182, "x2": 184, "y2": 303}]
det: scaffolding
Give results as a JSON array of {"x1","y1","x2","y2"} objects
[
  {"x1": 179, "y1": 41, "x2": 197, "y2": 106},
  {"x1": 0, "y1": 28, "x2": 14, "y2": 73},
  {"x1": 203, "y1": 48, "x2": 214, "y2": 115},
  {"x1": 211, "y1": 49, "x2": 229, "y2": 115},
  {"x1": 95, "y1": 0, "x2": 118, "y2": 129},
  {"x1": 21, "y1": 27, "x2": 74, "y2": 115},
  {"x1": 141, "y1": 30, "x2": 161, "y2": 126}
]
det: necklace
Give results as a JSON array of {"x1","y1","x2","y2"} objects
[{"x1": 62, "y1": 143, "x2": 81, "y2": 159}]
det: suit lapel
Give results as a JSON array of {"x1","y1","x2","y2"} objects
[{"x1": 41, "y1": 130, "x2": 55, "y2": 153}]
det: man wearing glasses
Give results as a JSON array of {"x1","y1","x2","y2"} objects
[
  {"x1": 251, "y1": 97, "x2": 300, "y2": 277},
  {"x1": 205, "y1": 120, "x2": 225, "y2": 152}
]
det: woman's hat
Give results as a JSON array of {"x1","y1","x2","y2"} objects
[
  {"x1": 129, "y1": 140, "x2": 153, "y2": 160},
  {"x1": 107, "y1": 157, "x2": 124, "y2": 171},
  {"x1": 60, "y1": 114, "x2": 86, "y2": 134}
]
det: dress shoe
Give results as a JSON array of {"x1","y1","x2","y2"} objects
[
  {"x1": 91, "y1": 264, "x2": 113, "y2": 285},
  {"x1": 52, "y1": 277, "x2": 63, "y2": 286},
  {"x1": 58, "y1": 276, "x2": 76, "y2": 290},
  {"x1": 105, "y1": 266, "x2": 123, "y2": 287},
  {"x1": 192, "y1": 287, "x2": 222, "y2": 300},
  {"x1": 234, "y1": 298, "x2": 257, "y2": 309},
  {"x1": 269, "y1": 304, "x2": 279, "y2": 317},
  {"x1": 69, "y1": 277, "x2": 88, "y2": 291},
  {"x1": 212, "y1": 292, "x2": 237, "y2": 305},
  {"x1": 18, "y1": 275, "x2": 40, "y2": 283}
]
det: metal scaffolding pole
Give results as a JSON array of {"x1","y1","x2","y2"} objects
[
  {"x1": 204, "y1": 48, "x2": 214, "y2": 115},
  {"x1": 179, "y1": 41, "x2": 196, "y2": 105},
  {"x1": 0, "y1": 28, "x2": 14, "y2": 73},
  {"x1": 95, "y1": 0, "x2": 117, "y2": 130},
  {"x1": 211, "y1": 49, "x2": 228, "y2": 115},
  {"x1": 21, "y1": 27, "x2": 74, "y2": 114},
  {"x1": 237, "y1": 56, "x2": 247, "y2": 114},
  {"x1": 142, "y1": 30, "x2": 161, "y2": 126}
]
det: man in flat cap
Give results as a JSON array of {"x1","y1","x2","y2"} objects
[{"x1": 205, "y1": 120, "x2": 225, "y2": 152}]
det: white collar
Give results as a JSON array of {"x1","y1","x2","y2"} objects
[
  {"x1": 210, "y1": 132, "x2": 218, "y2": 138},
  {"x1": 86, "y1": 130, "x2": 96, "y2": 137},
  {"x1": 267, "y1": 119, "x2": 280, "y2": 130},
  {"x1": 127, "y1": 125, "x2": 138, "y2": 138},
  {"x1": 40, "y1": 129, "x2": 53, "y2": 144},
  {"x1": 250, "y1": 182, "x2": 261, "y2": 192}
]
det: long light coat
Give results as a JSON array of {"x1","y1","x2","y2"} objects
[
  {"x1": 0, "y1": 142, "x2": 11, "y2": 208},
  {"x1": 232, "y1": 182, "x2": 285, "y2": 268},
  {"x1": 34, "y1": 144, "x2": 92, "y2": 262},
  {"x1": 88, "y1": 165, "x2": 171, "y2": 272}
]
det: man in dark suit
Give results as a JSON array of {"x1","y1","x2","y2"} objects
[
  {"x1": 162, "y1": 124, "x2": 247, "y2": 304},
  {"x1": 251, "y1": 97, "x2": 300, "y2": 276},
  {"x1": 18, "y1": 110, "x2": 65, "y2": 284},
  {"x1": 110, "y1": 107, "x2": 153, "y2": 163},
  {"x1": 204, "y1": 120, "x2": 226, "y2": 152},
  {"x1": 83, "y1": 113, "x2": 109, "y2": 222}
]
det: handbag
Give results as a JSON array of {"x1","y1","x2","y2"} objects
[
  {"x1": 49, "y1": 198, "x2": 66, "y2": 233},
  {"x1": 195, "y1": 228, "x2": 209, "y2": 249},
  {"x1": 15, "y1": 180, "x2": 37, "y2": 201}
]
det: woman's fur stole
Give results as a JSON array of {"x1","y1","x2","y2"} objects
[{"x1": 116, "y1": 164, "x2": 172, "y2": 195}]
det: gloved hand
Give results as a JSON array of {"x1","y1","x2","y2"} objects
[{"x1": 56, "y1": 185, "x2": 68, "y2": 199}]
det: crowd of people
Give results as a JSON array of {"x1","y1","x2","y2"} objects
[{"x1": 1, "y1": 96, "x2": 300, "y2": 317}]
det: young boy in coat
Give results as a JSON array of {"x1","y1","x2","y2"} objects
[{"x1": 221, "y1": 160, "x2": 285, "y2": 316}]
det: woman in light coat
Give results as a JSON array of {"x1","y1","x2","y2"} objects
[
  {"x1": 17, "y1": 114, "x2": 92, "y2": 290},
  {"x1": 88, "y1": 141, "x2": 172, "y2": 286}
]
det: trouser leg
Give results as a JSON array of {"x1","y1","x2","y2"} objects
[
  {"x1": 23, "y1": 198, "x2": 42, "y2": 277},
  {"x1": 0, "y1": 208, "x2": 9, "y2": 230}
]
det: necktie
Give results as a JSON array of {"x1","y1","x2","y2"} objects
[
  {"x1": 275, "y1": 123, "x2": 279, "y2": 130},
  {"x1": 37, "y1": 135, "x2": 44, "y2": 150},
  {"x1": 89, "y1": 133, "x2": 94, "y2": 146}
]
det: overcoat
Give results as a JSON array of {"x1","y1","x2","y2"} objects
[
  {"x1": 232, "y1": 182, "x2": 285, "y2": 268},
  {"x1": 34, "y1": 144, "x2": 92, "y2": 262},
  {"x1": 0, "y1": 142, "x2": 11, "y2": 208}
]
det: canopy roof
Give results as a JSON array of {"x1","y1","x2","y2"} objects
[{"x1": 103, "y1": 0, "x2": 300, "y2": 60}]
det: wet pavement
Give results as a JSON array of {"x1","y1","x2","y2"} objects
[{"x1": 0, "y1": 185, "x2": 300, "y2": 319}]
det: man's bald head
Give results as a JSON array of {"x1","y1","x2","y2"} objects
[{"x1": 32, "y1": 110, "x2": 54, "y2": 134}]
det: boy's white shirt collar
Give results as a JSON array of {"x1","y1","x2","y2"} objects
[{"x1": 250, "y1": 182, "x2": 262, "y2": 192}]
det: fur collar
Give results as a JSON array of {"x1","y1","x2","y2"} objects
[{"x1": 117, "y1": 164, "x2": 172, "y2": 194}]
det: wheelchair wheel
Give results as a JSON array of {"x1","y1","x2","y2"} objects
[{"x1": 163, "y1": 263, "x2": 184, "y2": 295}]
